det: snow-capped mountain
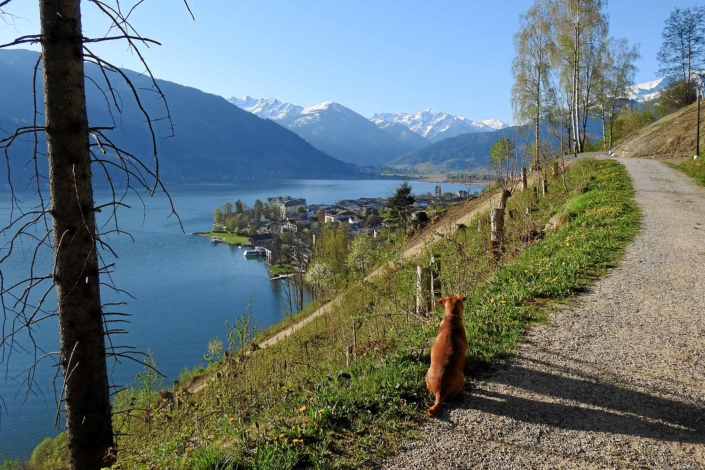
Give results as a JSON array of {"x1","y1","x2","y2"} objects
[
  {"x1": 227, "y1": 96, "x2": 303, "y2": 120},
  {"x1": 371, "y1": 110, "x2": 507, "y2": 143},
  {"x1": 628, "y1": 78, "x2": 669, "y2": 102},
  {"x1": 277, "y1": 101, "x2": 419, "y2": 167},
  {"x1": 288, "y1": 101, "x2": 360, "y2": 126},
  {"x1": 227, "y1": 96, "x2": 429, "y2": 166},
  {"x1": 478, "y1": 119, "x2": 508, "y2": 130}
]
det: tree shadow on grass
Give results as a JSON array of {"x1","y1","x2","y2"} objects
[{"x1": 458, "y1": 360, "x2": 705, "y2": 444}]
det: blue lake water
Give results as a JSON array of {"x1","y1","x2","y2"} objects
[{"x1": 0, "y1": 178, "x2": 478, "y2": 459}]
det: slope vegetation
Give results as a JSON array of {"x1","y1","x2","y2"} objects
[
  {"x1": 613, "y1": 101, "x2": 704, "y2": 159},
  {"x1": 88, "y1": 158, "x2": 640, "y2": 470}
]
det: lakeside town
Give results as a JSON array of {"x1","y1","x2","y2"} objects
[{"x1": 201, "y1": 185, "x2": 476, "y2": 273}]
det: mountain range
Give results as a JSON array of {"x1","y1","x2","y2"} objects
[
  {"x1": 228, "y1": 95, "x2": 508, "y2": 165},
  {"x1": 0, "y1": 49, "x2": 361, "y2": 185},
  {"x1": 1, "y1": 49, "x2": 668, "y2": 182},
  {"x1": 371, "y1": 111, "x2": 506, "y2": 143}
]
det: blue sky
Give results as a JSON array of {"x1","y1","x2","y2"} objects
[{"x1": 0, "y1": 1, "x2": 699, "y2": 124}]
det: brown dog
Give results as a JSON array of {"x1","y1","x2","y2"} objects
[{"x1": 426, "y1": 295, "x2": 468, "y2": 417}]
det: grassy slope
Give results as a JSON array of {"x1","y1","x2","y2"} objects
[
  {"x1": 199, "y1": 231, "x2": 250, "y2": 245},
  {"x1": 613, "y1": 101, "x2": 705, "y2": 185},
  {"x1": 672, "y1": 158, "x2": 705, "y2": 186},
  {"x1": 96, "y1": 159, "x2": 639, "y2": 470}
]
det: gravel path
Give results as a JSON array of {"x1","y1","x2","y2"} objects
[{"x1": 384, "y1": 158, "x2": 705, "y2": 470}]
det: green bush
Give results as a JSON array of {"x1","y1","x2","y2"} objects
[
  {"x1": 612, "y1": 106, "x2": 658, "y2": 142},
  {"x1": 0, "y1": 458, "x2": 22, "y2": 470},
  {"x1": 29, "y1": 433, "x2": 68, "y2": 470}
]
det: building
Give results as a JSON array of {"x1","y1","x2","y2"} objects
[
  {"x1": 281, "y1": 198, "x2": 307, "y2": 218},
  {"x1": 324, "y1": 210, "x2": 357, "y2": 223},
  {"x1": 248, "y1": 233, "x2": 273, "y2": 246}
]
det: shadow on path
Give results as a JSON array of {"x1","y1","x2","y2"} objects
[{"x1": 460, "y1": 361, "x2": 705, "y2": 444}]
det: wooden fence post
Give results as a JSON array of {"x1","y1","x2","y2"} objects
[
  {"x1": 490, "y1": 208, "x2": 505, "y2": 260},
  {"x1": 352, "y1": 321, "x2": 357, "y2": 358},
  {"x1": 416, "y1": 265, "x2": 432, "y2": 315},
  {"x1": 430, "y1": 254, "x2": 442, "y2": 300}
]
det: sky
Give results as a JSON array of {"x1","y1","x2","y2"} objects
[{"x1": 0, "y1": 0, "x2": 700, "y2": 125}]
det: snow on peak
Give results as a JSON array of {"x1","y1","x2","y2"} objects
[
  {"x1": 371, "y1": 110, "x2": 507, "y2": 141},
  {"x1": 301, "y1": 101, "x2": 358, "y2": 118},
  {"x1": 478, "y1": 119, "x2": 508, "y2": 130},
  {"x1": 628, "y1": 78, "x2": 668, "y2": 102},
  {"x1": 301, "y1": 101, "x2": 335, "y2": 113},
  {"x1": 228, "y1": 95, "x2": 303, "y2": 120}
]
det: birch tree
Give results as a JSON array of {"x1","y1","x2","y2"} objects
[
  {"x1": 551, "y1": 0, "x2": 608, "y2": 154},
  {"x1": 595, "y1": 38, "x2": 640, "y2": 149},
  {"x1": 657, "y1": 6, "x2": 705, "y2": 106},
  {"x1": 512, "y1": 0, "x2": 554, "y2": 184}
]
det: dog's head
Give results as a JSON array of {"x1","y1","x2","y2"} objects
[{"x1": 437, "y1": 295, "x2": 466, "y2": 317}]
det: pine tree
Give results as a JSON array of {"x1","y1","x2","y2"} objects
[{"x1": 389, "y1": 180, "x2": 415, "y2": 232}]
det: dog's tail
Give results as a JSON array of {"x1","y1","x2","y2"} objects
[{"x1": 427, "y1": 393, "x2": 445, "y2": 417}]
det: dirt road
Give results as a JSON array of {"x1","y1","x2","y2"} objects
[{"x1": 384, "y1": 158, "x2": 705, "y2": 469}]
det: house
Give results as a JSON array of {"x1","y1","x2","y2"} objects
[
  {"x1": 456, "y1": 190, "x2": 469, "y2": 198},
  {"x1": 284, "y1": 219, "x2": 299, "y2": 233},
  {"x1": 281, "y1": 198, "x2": 307, "y2": 218},
  {"x1": 324, "y1": 210, "x2": 357, "y2": 223},
  {"x1": 267, "y1": 221, "x2": 286, "y2": 235},
  {"x1": 248, "y1": 233, "x2": 273, "y2": 246}
]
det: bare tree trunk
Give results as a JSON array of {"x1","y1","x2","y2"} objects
[
  {"x1": 40, "y1": 0, "x2": 114, "y2": 468},
  {"x1": 572, "y1": 18, "x2": 582, "y2": 155},
  {"x1": 542, "y1": 175, "x2": 548, "y2": 196},
  {"x1": 521, "y1": 166, "x2": 527, "y2": 191},
  {"x1": 601, "y1": 103, "x2": 607, "y2": 150},
  {"x1": 535, "y1": 70, "x2": 541, "y2": 176},
  {"x1": 609, "y1": 102, "x2": 616, "y2": 150}
]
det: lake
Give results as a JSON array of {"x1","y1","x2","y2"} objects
[{"x1": 0, "y1": 178, "x2": 479, "y2": 459}]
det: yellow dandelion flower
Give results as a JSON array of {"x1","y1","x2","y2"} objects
[
  {"x1": 279, "y1": 433, "x2": 286, "y2": 438},
  {"x1": 229, "y1": 417, "x2": 235, "y2": 424},
  {"x1": 299, "y1": 405, "x2": 307, "y2": 412},
  {"x1": 292, "y1": 439, "x2": 304, "y2": 444}
]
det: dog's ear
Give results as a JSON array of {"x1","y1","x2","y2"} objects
[
  {"x1": 437, "y1": 298, "x2": 446, "y2": 306},
  {"x1": 457, "y1": 295, "x2": 467, "y2": 302}
]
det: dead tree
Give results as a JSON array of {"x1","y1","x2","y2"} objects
[{"x1": 0, "y1": 1, "x2": 192, "y2": 468}]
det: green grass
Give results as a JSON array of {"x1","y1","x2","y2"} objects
[
  {"x1": 672, "y1": 157, "x2": 705, "y2": 186},
  {"x1": 269, "y1": 264, "x2": 294, "y2": 276},
  {"x1": 83, "y1": 159, "x2": 639, "y2": 470},
  {"x1": 200, "y1": 231, "x2": 250, "y2": 245}
]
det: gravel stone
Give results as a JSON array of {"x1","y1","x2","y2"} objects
[{"x1": 383, "y1": 158, "x2": 705, "y2": 470}]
